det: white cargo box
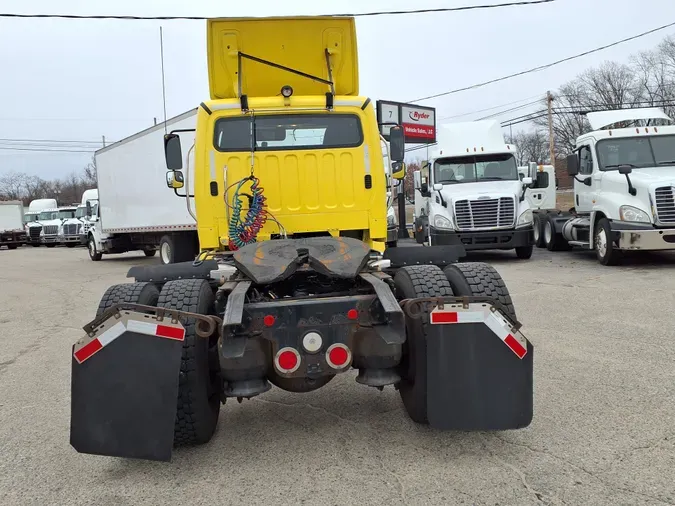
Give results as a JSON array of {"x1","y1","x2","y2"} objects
[
  {"x1": 0, "y1": 201, "x2": 25, "y2": 232},
  {"x1": 95, "y1": 110, "x2": 197, "y2": 233}
]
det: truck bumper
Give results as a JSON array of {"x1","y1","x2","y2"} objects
[
  {"x1": 611, "y1": 222, "x2": 675, "y2": 251},
  {"x1": 60, "y1": 235, "x2": 82, "y2": 244},
  {"x1": 1, "y1": 231, "x2": 26, "y2": 245},
  {"x1": 430, "y1": 226, "x2": 534, "y2": 250},
  {"x1": 41, "y1": 236, "x2": 59, "y2": 244}
]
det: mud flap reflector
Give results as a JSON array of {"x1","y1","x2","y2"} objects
[
  {"x1": 426, "y1": 304, "x2": 533, "y2": 430},
  {"x1": 70, "y1": 312, "x2": 185, "y2": 461}
]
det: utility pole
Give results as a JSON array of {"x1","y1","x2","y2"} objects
[{"x1": 546, "y1": 91, "x2": 555, "y2": 166}]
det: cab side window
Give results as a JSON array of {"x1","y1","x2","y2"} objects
[{"x1": 579, "y1": 145, "x2": 594, "y2": 175}]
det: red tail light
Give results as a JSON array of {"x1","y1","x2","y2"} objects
[
  {"x1": 275, "y1": 347, "x2": 300, "y2": 373},
  {"x1": 347, "y1": 309, "x2": 358, "y2": 320},
  {"x1": 326, "y1": 343, "x2": 351, "y2": 370}
]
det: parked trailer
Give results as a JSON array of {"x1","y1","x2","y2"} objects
[
  {"x1": 535, "y1": 108, "x2": 675, "y2": 265},
  {"x1": 0, "y1": 201, "x2": 27, "y2": 249},
  {"x1": 89, "y1": 110, "x2": 199, "y2": 264}
]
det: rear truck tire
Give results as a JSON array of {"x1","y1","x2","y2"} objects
[
  {"x1": 157, "y1": 279, "x2": 220, "y2": 446},
  {"x1": 533, "y1": 213, "x2": 545, "y2": 248},
  {"x1": 7, "y1": 244, "x2": 18, "y2": 250},
  {"x1": 544, "y1": 214, "x2": 569, "y2": 252},
  {"x1": 45, "y1": 244, "x2": 56, "y2": 248},
  {"x1": 595, "y1": 218, "x2": 622, "y2": 266},
  {"x1": 88, "y1": 236, "x2": 102, "y2": 261},
  {"x1": 443, "y1": 262, "x2": 516, "y2": 320},
  {"x1": 31, "y1": 243, "x2": 40, "y2": 247},
  {"x1": 159, "y1": 235, "x2": 195, "y2": 265},
  {"x1": 394, "y1": 265, "x2": 453, "y2": 424},
  {"x1": 66, "y1": 243, "x2": 76, "y2": 248},
  {"x1": 144, "y1": 248, "x2": 157, "y2": 257},
  {"x1": 96, "y1": 282, "x2": 160, "y2": 317},
  {"x1": 515, "y1": 245, "x2": 533, "y2": 260}
]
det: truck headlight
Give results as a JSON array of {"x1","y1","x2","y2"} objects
[
  {"x1": 517, "y1": 209, "x2": 533, "y2": 227},
  {"x1": 619, "y1": 205, "x2": 650, "y2": 223},
  {"x1": 433, "y1": 214, "x2": 453, "y2": 230},
  {"x1": 40, "y1": 230, "x2": 45, "y2": 237},
  {"x1": 387, "y1": 213, "x2": 397, "y2": 227}
]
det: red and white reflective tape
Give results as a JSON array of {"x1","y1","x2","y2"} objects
[
  {"x1": 430, "y1": 306, "x2": 528, "y2": 359},
  {"x1": 125, "y1": 320, "x2": 185, "y2": 340},
  {"x1": 73, "y1": 318, "x2": 185, "y2": 364}
]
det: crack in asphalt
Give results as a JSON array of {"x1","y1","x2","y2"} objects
[
  {"x1": 491, "y1": 434, "x2": 675, "y2": 506},
  {"x1": 254, "y1": 398, "x2": 409, "y2": 502}
]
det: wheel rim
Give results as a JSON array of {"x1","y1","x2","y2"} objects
[
  {"x1": 596, "y1": 228, "x2": 607, "y2": 258},
  {"x1": 534, "y1": 220, "x2": 540, "y2": 242},
  {"x1": 545, "y1": 221, "x2": 552, "y2": 244},
  {"x1": 88, "y1": 239, "x2": 96, "y2": 257},
  {"x1": 161, "y1": 242, "x2": 171, "y2": 264}
]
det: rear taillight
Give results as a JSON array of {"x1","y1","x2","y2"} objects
[
  {"x1": 275, "y1": 347, "x2": 301, "y2": 374},
  {"x1": 326, "y1": 343, "x2": 351, "y2": 370}
]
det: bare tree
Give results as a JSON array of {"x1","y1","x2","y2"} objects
[
  {"x1": 507, "y1": 131, "x2": 550, "y2": 165},
  {"x1": 83, "y1": 156, "x2": 98, "y2": 188},
  {"x1": 0, "y1": 172, "x2": 27, "y2": 200}
]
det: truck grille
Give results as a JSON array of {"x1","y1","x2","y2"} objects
[
  {"x1": 63, "y1": 224, "x2": 79, "y2": 236},
  {"x1": 30, "y1": 226, "x2": 42, "y2": 239},
  {"x1": 655, "y1": 187, "x2": 675, "y2": 225},
  {"x1": 454, "y1": 197, "x2": 515, "y2": 231},
  {"x1": 43, "y1": 225, "x2": 59, "y2": 236}
]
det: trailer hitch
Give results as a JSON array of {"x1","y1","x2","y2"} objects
[{"x1": 83, "y1": 303, "x2": 223, "y2": 338}]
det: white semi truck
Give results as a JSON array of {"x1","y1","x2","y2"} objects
[
  {"x1": 88, "y1": 110, "x2": 199, "y2": 264},
  {"x1": 0, "y1": 201, "x2": 27, "y2": 249},
  {"x1": 538, "y1": 107, "x2": 675, "y2": 265},
  {"x1": 25, "y1": 198, "x2": 58, "y2": 246},
  {"x1": 59, "y1": 189, "x2": 99, "y2": 247},
  {"x1": 412, "y1": 121, "x2": 543, "y2": 259}
]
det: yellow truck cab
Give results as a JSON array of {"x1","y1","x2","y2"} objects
[
  {"x1": 166, "y1": 17, "x2": 389, "y2": 253},
  {"x1": 71, "y1": 16, "x2": 533, "y2": 463}
]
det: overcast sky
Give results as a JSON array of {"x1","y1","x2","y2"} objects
[{"x1": 1, "y1": 0, "x2": 673, "y2": 180}]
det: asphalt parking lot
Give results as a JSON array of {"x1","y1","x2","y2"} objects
[{"x1": 1, "y1": 246, "x2": 674, "y2": 506}]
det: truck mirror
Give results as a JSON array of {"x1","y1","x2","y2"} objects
[
  {"x1": 166, "y1": 170, "x2": 185, "y2": 189},
  {"x1": 566, "y1": 154, "x2": 579, "y2": 176},
  {"x1": 86, "y1": 201, "x2": 92, "y2": 218},
  {"x1": 528, "y1": 162, "x2": 538, "y2": 179},
  {"x1": 618, "y1": 165, "x2": 632, "y2": 175},
  {"x1": 392, "y1": 161, "x2": 406, "y2": 180},
  {"x1": 413, "y1": 171, "x2": 421, "y2": 189},
  {"x1": 164, "y1": 133, "x2": 183, "y2": 170},
  {"x1": 389, "y1": 126, "x2": 405, "y2": 162},
  {"x1": 522, "y1": 176, "x2": 533, "y2": 186},
  {"x1": 432, "y1": 183, "x2": 443, "y2": 191}
]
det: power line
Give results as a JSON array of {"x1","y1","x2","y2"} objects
[
  {"x1": 0, "y1": 1, "x2": 555, "y2": 20},
  {"x1": 410, "y1": 20, "x2": 675, "y2": 103},
  {"x1": 0, "y1": 146, "x2": 94, "y2": 153},
  {"x1": 0, "y1": 137, "x2": 107, "y2": 144},
  {"x1": 437, "y1": 94, "x2": 545, "y2": 121}
]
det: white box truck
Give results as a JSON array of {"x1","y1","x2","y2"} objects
[
  {"x1": 0, "y1": 201, "x2": 27, "y2": 249},
  {"x1": 88, "y1": 110, "x2": 199, "y2": 264}
]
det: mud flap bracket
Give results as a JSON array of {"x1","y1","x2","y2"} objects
[
  {"x1": 424, "y1": 302, "x2": 533, "y2": 430},
  {"x1": 70, "y1": 312, "x2": 185, "y2": 461}
]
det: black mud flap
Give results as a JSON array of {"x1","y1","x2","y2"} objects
[
  {"x1": 425, "y1": 304, "x2": 533, "y2": 430},
  {"x1": 70, "y1": 313, "x2": 185, "y2": 461}
]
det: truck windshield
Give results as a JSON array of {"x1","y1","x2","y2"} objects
[
  {"x1": 213, "y1": 114, "x2": 363, "y2": 152},
  {"x1": 597, "y1": 134, "x2": 675, "y2": 169},
  {"x1": 434, "y1": 154, "x2": 518, "y2": 184},
  {"x1": 38, "y1": 211, "x2": 56, "y2": 220},
  {"x1": 58, "y1": 210, "x2": 76, "y2": 219},
  {"x1": 75, "y1": 207, "x2": 86, "y2": 219},
  {"x1": 24, "y1": 213, "x2": 39, "y2": 223}
]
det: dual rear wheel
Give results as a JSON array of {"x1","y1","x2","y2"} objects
[{"x1": 394, "y1": 263, "x2": 516, "y2": 424}]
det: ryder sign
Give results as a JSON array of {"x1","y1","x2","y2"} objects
[{"x1": 377, "y1": 100, "x2": 436, "y2": 145}]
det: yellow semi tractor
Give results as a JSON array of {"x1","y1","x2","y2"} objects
[{"x1": 70, "y1": 17, "x2": 533, "y2": 462}]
